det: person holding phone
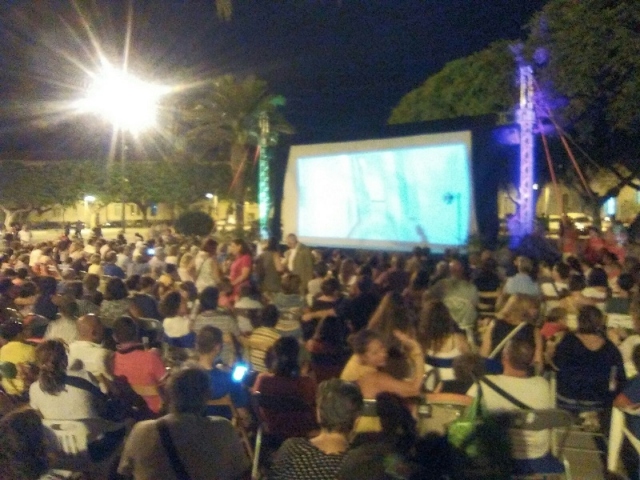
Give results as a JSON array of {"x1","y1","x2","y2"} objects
[{"x1": 196, "y1": 326, "x2": 250, "y2": 423}]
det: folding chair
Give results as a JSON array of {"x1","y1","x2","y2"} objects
[
  {"x1": 42, "y1": 420, "x2": 91, "y2": 473},
  {"x1": 505, "y1": 408, "x2": 574, "y2": 479},
  {"x1": 208, "y1": 394, "x2": 253, "y2": 461},
  {"x1": 607, "y1": 406, "x2": 640, "y2": 475},
  {"x1": 418, "y1": 392, "x2": 473, "y2": 436},
  {"x1": 477, "y1": 290, "x2": 500, "y2": 318},
  {"x1": 137, "y1": 317, "x2": 164, "y2": 348},
  {"x1": 251, "y1": 392, "x2": 318, "y2": 480}
]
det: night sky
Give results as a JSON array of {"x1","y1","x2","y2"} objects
[{"x1": 0, "y1": 0, "x2": 548, "y2": 153}]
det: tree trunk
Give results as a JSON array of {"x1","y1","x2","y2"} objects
[
  {"x1": 135, "y1": 203, "x2": 150, "y2": 227},
  {"x1": 1, "y1": 207, "x2": 29, "y2": 230},
  {"x1": 230, "y1": 144, "x2": 249, "y2": 234}
]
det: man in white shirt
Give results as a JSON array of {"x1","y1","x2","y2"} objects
[
  {"x1": 467, "y1": 338, "x2": 552, "y2": 460},
  {"x1": 18, "y1": 225, "x2": 32, "y2": 244},
  {"x1": 68, "y1": 314, "x2": 114, "y2": 387},
  {"x1": 28, "y1": 243, "x2": 43, "y2": 268}
]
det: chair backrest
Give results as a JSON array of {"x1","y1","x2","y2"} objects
[
  {"x1": 608, "y1": 406, "x2": 640, "y2": 472},
  {"x1": 254, "y1": 392, "x2": 311, "y2": 412},
  {"x1": 477, "y1": 290, "x2": 499, "y2": 317},
  {"x1": 505, "y1": 408, "x2": 574, "y2": 432},
  {"x1": 418, "y1": 393, "x2": 473, "y2": 436},
  {"x1": 252, "y1": 392, "x2": 317, "y2": 438},
  {"x1": 42, "y1": 419, "x2": 91, "y2": 469},
  {"x1": 138, "y1": 318, "x2": 164, "y2": 346}
]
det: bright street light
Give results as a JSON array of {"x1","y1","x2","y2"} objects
[
  {"x1": 76, "y1": 64, "x2": 168, "y2": 134},
  {"x1": 84, "y1": 195, "x2": 96, "y2": 203},
  {"x1": 76, "y1": 62, "x2": 169, "y2": 232},
  {"x1": 205, "y1": 193, "x2": 214, "y2": 199}
]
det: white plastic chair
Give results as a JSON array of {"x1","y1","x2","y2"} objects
[
  {"x1": 607, "y1": 406, "x2": 640, "y2": 474},
  {"x1": 42, "y1": 420, "x2": 91, "y2": 471}
]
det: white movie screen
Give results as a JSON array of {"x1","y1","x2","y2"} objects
[{"x1": 282, "y1": 131, "x2": 476, "y2": 252}]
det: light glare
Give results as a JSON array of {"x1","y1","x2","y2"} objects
[{"x1": 77, "y1": 65, "x2": 167, "y2": 133}]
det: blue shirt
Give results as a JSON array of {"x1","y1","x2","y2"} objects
[
  {"x1": 503, "y1": 273, "x2": 541, "y2": 297},
  {"x1": 103, "y1": 263, "x2": 126, "y2": 279},
  {"x1": 205, "y1": 366, "x2": 249, "y2": 419}
]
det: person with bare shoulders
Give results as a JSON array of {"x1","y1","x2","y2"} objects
[{"x1": 341, "y1": 329, "x2": 424, "y2": 399}]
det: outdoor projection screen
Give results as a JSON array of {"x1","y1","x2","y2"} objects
[{"x1": 282, "y1": 131, "x2": 477, "y2": 252}]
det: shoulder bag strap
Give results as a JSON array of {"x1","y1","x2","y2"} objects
[
  {"x1": 488, "y1": 321, "x2": 527, "y2": 359},
  {"x1": 157, "y1": 419, "x2": 191, "y2": 480},
  {"x1": 64, "y1": 375, "x2": 105, "y2": 399},
  {"x1": 480, "y1": 377, "x2": 532, "y2": 410}
]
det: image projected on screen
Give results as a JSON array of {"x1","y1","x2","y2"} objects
[{"x1": 296, "y1": 144, "x2": 471, "y2": 247}]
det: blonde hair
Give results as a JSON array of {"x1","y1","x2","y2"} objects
[{"x1": 498, "y1": 294, "x2": 540, "y2": 326}]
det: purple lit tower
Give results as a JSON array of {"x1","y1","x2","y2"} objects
[{"x1": 510, "y1": 45, "x2": 536, "y2": 243}]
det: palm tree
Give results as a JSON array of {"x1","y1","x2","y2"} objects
[{"x1": 179, "y1": 75, "x2": 292, "y2": 232}]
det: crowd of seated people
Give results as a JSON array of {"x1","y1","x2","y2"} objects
[{"x1": 0, "y1": 220, "x2": 637, "y2": 478}]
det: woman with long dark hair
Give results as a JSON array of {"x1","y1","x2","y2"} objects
[
  {"x1": 418, "y1": 300, "x2": 470, "y2": 386},
  {"x1": 29, "y1": 339, "x2": 126, "y2": 461}
]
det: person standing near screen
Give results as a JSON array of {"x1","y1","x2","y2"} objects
[{"x1": 283, "y1": 234, "x2": 314, "y2": 295}]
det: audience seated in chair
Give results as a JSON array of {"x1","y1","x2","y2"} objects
[
  {"x1": 0, "y1": 320, "x2": 36, "y2": 396},
  {"x1": 418, "y1": 300, "x2": 470, "y2": 389},
  {"x1": 467, "y1": 338, "x2": 553, "y2": 461},
  {"x1": 338, "y1": 392, "x2": 433, "y2": 480},
  {"x1": 193, "y1": 287, "x2": 241, "y2": 366},
  {"x1": 270, "y1": 379, "x2": 363, "y2": 480},
  {"x1": 253, "y1": 336, "x2": 318, "y2": 438},
  {"x1": 112, "y1": 316, "x2": 166, "y2": 415},
  {"x1": 196, "y1": 325, "x2": 250, "y2": 422},
  {"x1": 247, "y1": 305, "x2": 282, "y2": 374},
  {"x1": 118, "y1": 366, "x2": 251, "y2": 480},
  {"x1": 305, "y1": 315, "x2": 350, "y2": 383},
  {"x1": 0, "y1": 406, "x2": 55, "y2": 480},
  {"x1": 29, "y1": 339, "x2": 126, "y2": 463},
  {"x1": 551, "y1": 305, "x2": 625, "y2": 420},
  {"x1": 161, "y1": 291, "x2": 195, "y2": 349},
  {"x1": 341, "y1": 329, "x2": 423, "y2": 398},
  {"x1": 68, "y1": 314, "x2": 114, "y2": 391}
]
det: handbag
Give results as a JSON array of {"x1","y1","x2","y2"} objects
[
  {"x1": 447, "y1": 381, "x2": 513, "y2": 478},
  {"x1": 447, "y1": 380, "x2": 484, "y2": 458}
]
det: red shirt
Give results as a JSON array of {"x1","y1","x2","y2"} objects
[
  {"x1": 230, "y1": 254, "x2": 252, "y2": 296},
  {"x1": 114, "y1": 346, "x2": 166, "y2": 413}
]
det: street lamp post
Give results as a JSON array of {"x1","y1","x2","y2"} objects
[{"x1": 76, "y1": 64, "x2": 168, "y2": 234}]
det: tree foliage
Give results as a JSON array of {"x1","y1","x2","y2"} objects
[
  {"x1": 178, "y1": 75, "x2": 292, "y2": 229},
  {"x1": 0, "y1": 159, "x2": 230, "y2": 228},
  {"x1": 174, "y1": 210, "x2": 214, "y2": 237},
  {"x1": 389, "y1": 0, "x2": 640, "y2": 218},
  {"x1": 389, "y1": 41, "x2": 517, "y2": 124},
  {"x1": 0, "y1": 161, "x2": 90, "y2": 227}
]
